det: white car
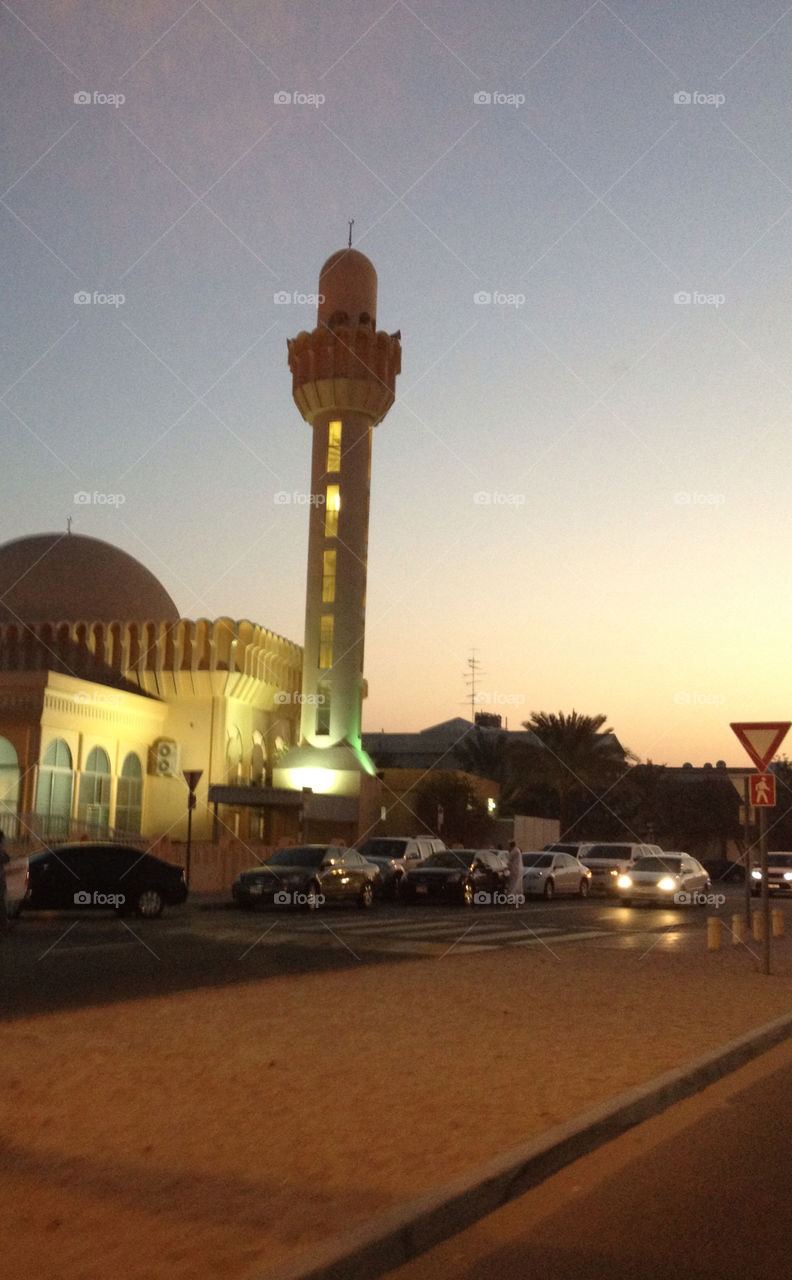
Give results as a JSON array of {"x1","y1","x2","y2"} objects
[
  {"x1": 750, "y1": 852, "x2": 792, "y2": 897},
  {"x1": 616, "y1": 854, "x2": 711, "y2": 906},
  {"x1": 521, "y1": 851, "x2": 592, "y2": 900}
]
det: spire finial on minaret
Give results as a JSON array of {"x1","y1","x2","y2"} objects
[
  {"x1": 348, "y1": 218, "x2": 354, "y2": 248},
  {"x1": 67, "y1": 516, "x2": 72, "y2": 534}
]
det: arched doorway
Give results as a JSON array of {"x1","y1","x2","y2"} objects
[{"x1": 35, "y1": 739, "x2": 74, "y2": 840}]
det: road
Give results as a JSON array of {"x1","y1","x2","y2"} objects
[
  {"x1": 1, "y1": 884, "x2": 785, "y2": 1019},
  {"x1": 380, "y1": 1032, "x2": 792, "y2": 1280}
]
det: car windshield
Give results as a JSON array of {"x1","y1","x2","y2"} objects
[
  {"x1": 359, "y1": 839, "x2": 405, "y2": 859},
  {"x1": 583, "y1": 846, "x2": 632, "y2": 861},
  {"x1": 522, "y1": 854, "x2": 553, "y2": 868},
  {"x1": 631, "y1": 857, "x2": 683, "y2": 873},
  {"x1": 769, "y1": 854, "x2": 792, "y2": 867},
  {"x1": 421, "y1": 851, "x2": 471, "y2": 870},
  {"x1": 264, "y1": 847, "x2": 328, "y2": 869}
]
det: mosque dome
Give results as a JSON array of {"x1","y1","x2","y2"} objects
[
  {"x1": 0, "y1": 533, "x2": 180, "y2": 625},
  {"x1": 317, "y1": 248, "x2": 378, "y2": 329}
]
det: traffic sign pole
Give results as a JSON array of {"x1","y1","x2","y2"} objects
[
  {"x1": 730, "y1": 722, "x2": 790, "y2": 976},
  {"x1": 760, "y1": 806, "x2": 770, "y2": 976},
  {"x1": 743, "y1": 776, "x2": 752, "y2": 934}
]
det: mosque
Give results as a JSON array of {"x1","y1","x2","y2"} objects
[{"x1": 0, "y1": 246, "x2": 400, "y2": 849}]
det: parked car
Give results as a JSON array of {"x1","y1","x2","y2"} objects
[
  {"x1": 578, "y1": 842, "x2": 664, "y2": 895},
  {"x1": 402, "y1": 848, "x2": 508, "y2": 907},
  {"x1": 22, "y1": 843, "x2": 187, "y2": 918},
  {"x1": 701, "y1": 858, "x2": 745, "y2": 885},
  {"x1": 616, "y1": 854, "x2": 711, "y2": 906},
  {"x1": 358, "y1": 835, "x2": 445, "y2": 898},
  {"x1": 750, "y1": 852, "x2": 792, "y2": 897},
  {"x1": 232, "y1": 845, "x2": 380, "y2": 910},
  {"x1": 522, "y1": 851, "x2": 592, "y2": 899},
  {"x1": 543, "y1": 842, "x2": 590, "y2": 856}
]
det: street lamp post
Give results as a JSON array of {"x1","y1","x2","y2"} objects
[{"x1": 183, "y1": 770, "x2": 203, "y2": 892}]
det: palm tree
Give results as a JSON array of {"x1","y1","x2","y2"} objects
[{"x1": 517, "y1": 711, "x2": 629, "y2": 835}]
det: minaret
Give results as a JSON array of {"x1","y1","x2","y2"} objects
[{"x1": 275, "y1": 247, "x2": 401, "y2": 796}]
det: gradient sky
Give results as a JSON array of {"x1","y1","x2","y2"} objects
[{"x1": 3, "y1": 0, "x2": 792, "y2": 767}]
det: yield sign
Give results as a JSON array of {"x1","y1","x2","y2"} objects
[
  {"x1": 730, "y1": 722, "x2": 791, "y2": 772},
  {"x1": 750, "y1": 773, "x2": 776, "y2": 807}
]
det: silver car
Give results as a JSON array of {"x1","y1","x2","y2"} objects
[
  {"x1": 616, "y1": 854, "x2": 711, "y2": 906},
  {"x1": 750, "y1": 852, "x2": 792, "y2": 897},
  {"x1": 522, "y1": 851, "x2": 592, "y2": 900}
]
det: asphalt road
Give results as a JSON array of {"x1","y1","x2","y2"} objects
[
  {"x1": 380, "y1": 1033, "x2": 792, "y2": 1280},
  {"x1": 1, "y1": 885, "x2": 785, "y2": 1020}
]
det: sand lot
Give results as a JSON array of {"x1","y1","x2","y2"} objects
[{"x1": 2, "y1": 936, "x2": 792, "y2": 1278}]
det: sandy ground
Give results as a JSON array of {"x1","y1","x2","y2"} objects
[{"x1": 2, "y1": 932, "x2": 792, "y2": 1279}]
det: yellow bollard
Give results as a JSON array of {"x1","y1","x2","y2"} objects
[
  {"x1": 707, "y1": 917, "x2": 722, "y2": 951},
  {"x1": 752, "y1": 912, "x2": 765, "y2": 942},
  {"x1": 732, "y1": 914, "x2": 745, "y2": 944},
  {"x1": 772, "y1": 909, "x2": 784, "y2": 938}
]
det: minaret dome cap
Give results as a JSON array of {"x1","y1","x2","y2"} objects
[{"x1": 317, "y1": 248, "x2": 378, "y2": 329}]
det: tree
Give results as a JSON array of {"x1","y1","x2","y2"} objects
[
  {"x1": 513, "y1": 711, "x2": 629, "y2": 836},
  {"x1": 410, "y1": 772, "x2": 493, "y2": 847}
]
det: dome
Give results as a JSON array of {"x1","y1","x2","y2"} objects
[
  {"x1": 317, "y1": 248, "x2": 378, "y2": 329},
  {"x1": 0, "y1": 533, "x2": 180, "y2": 625}
]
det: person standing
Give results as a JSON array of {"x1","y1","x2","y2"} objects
[
  {"x1": 0, "y1": 829, "x2": 9, "y2": 933},
  {"x1": 506, "y1": 839, "x2": 523, "y2": 908}
]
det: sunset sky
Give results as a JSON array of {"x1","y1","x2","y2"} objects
[{"x1": 3, "y1": 0, "x2": 792, "y2": 767}]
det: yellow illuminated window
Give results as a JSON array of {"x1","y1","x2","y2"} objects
[
  {"x1": 327, "y1": 421, "x2": 342, "y2": 472},
  {"x1": 325, "y1": 485, "x2": 340, "y2": 537},
  {"x1": 322, "y1": 549, "x2": 337, "y2": 602},
  {"x1": 319, "y1": 616, "x2": 334, "y2": 669}
]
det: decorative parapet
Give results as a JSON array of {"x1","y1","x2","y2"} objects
[{"x1": 287, "y1": 325, "x2": 401, "y2": 426}]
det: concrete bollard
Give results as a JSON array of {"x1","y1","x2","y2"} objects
[
  {"x1": 731, "y1": 914, "x2": 745, "y2": 944},
  {"x1": 772, "y1": 909, "x2": 784, "y2": 938},
  {"x1": 752, "y1": 912, "x2": 765, "y2": 942},
  {"x1": 707, "y1": 917, "x2": 722, "y2": 951}
]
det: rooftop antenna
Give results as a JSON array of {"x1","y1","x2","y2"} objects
[
  {"x1": 348, "y1": 218, "x2": 354, "y2": 248},
  {"x1": 464, "y1": 649, "x2": 484, "y2": 722},
  {"x1": 66, "y1": 516, "x2": 72, "y2": 534}
]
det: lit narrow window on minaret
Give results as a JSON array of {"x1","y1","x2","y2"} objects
[
  {"x1": 326, "y1": 421, "x2": 342, "y2": 472},
  {"x1": 324, "y1": 485, "x2": 340, "y2": 537},
  {"x1": 319, "y1": 615, "x2": 334, "y2": 668},
  {"x1": 316, "y1": 680, "x2": 331, "y2": 734},
  {"x1": 322, "y1": 549, "x2": 336, "y2": 602}
]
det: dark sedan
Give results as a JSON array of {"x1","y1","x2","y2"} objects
[
  {"x1": 402, "y1": 849, "x2": 508, "y2": 907},
  {"x1": 232, "y1": 844, "x2": 380, "y2": 910},
  {"x1": 22, "y1": 842, "x2": 187, "y2": 918}
]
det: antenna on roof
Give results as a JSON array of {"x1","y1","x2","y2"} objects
[
  {"x1": 66, "y1": 516, "x2": 72, "y2": 534},
  {"x1": 464, "y1": 649, "x2": 484, "y2": 722},
  {"x1": 348, "y1": 218, "x2": 354, "y2": 248}
]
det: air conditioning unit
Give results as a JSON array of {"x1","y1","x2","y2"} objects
[{"x1": 150, "y1": 738, "x2": 181, "y2": 777}]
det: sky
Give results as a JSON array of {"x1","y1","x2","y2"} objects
[{"x1": 2, "y1": 0, "x2": 792, "y2": 768}]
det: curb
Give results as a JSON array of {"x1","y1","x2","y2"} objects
[{"x1": 252, "y1": 1008, "x2": 792, "y2": 1280}]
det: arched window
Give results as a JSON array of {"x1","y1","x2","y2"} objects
[
  {"x1": 36, "y1": 739, "x2": 74, "y2": 838},
  {"x1": 0, "y1": 736, "x2": 20, "y2": 837},
  {"x1": 115, "y1": 753, "x2": 143, "y2": 835},
  {"x1": 77, "y1": 746, "x2": 111, "y2": 832}
]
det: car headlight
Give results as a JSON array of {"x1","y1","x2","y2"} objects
[
  {"x1": 658, "y1": 876, "x2": 676, "y2": 891},
  {"x1": 617, "y1": 874, "x2": 632, "y2": 889},
  {"x1": 784, "y1": 872, "x2": 792, "y2": 881},
  {"x1": 752, "y1": 869, "x2": 762, "y2": 880},
  {"x1": 609, "y1": 868, "x2": 618, "y2": 877}
]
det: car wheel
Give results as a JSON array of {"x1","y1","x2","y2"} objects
[
  {"x1": 460, "y1": 880, "x2": 474, "y2": 907},
  {"x1": 305, "y1": 881, "x2": 322, "y2": 911},
  {"x1": 578, "y1": 878, "x2": 589, "y2": 899},
  {"x1": 543, "y1": 879, "x2": 554, "y2": 900},
  {"x1": 135, "y1": 888, "x2": 164, "y2": 918},
  {"x1": 358, "y1": 880, "x2": 374, "y2": 909},
  {"x1": 750, "y1": 888, "x2": 759, "y2": 898},
  {"x1": 620, "y1": 898, "x2": 632, "y2": 907},
  {"x1": 391, "y1": 872, "x2": 404, "y2": 901}
]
